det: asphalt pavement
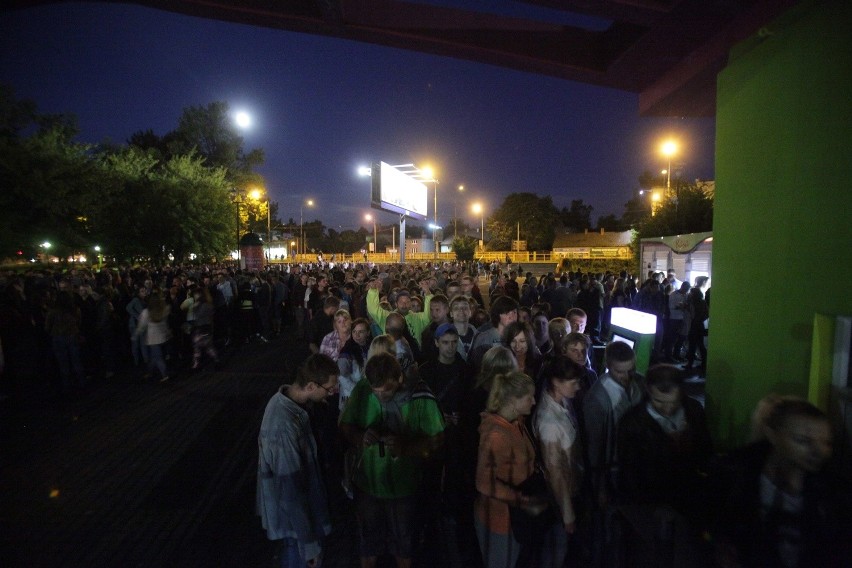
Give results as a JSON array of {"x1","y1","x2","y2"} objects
[{"x1": 0, "y1": 326, "x2": 351, "y2": 567}]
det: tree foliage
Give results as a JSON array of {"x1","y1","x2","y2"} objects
[
  {"x1": 488, "y1": 192, "x2": 559, "y2": 251},
  {"x1": 560, "y1": 199, "x2": 594, "y2": 232},
  {"x1": 638, "y1": 181, "x2": 714, "y2": 237},
  {"x1": 452, "y1": 235, "x2": 478, "y2": 261},
  {"x1": 0, "y1": 87, "x2": 264, "y2": 263}
]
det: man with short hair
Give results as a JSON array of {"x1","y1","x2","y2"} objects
[
  {"x1": 418, "y1": 294, "x2": 451, "y2": 364},
  {"x1": 460, "y1": 275, "x2": 483, "y2": 306},
  {"x1": 257, "y1": 354, "x2": 340, "y2": 568},
  {"x1": 340, "y1": 353, "x2": 445, "y2": 568},
  {"x1": 445, "y1": 280, "x2": 462, "y2": 301},
  {"x1": 366, "y1": 279, "x2": 432, "y2": 348},
  {"x1": 308, "y1": 296, "x2": 341, "y2": 354},
  {"x1": 468, "y1": 296, "x2": 519, "y2": 369},
  {"x1": 583, "y1": 341, "x2": 643, "y2": 565},
  {"x1": 563, "y1": 332, "x2": 598, "y2": 407},
  {"x1": 567, "y1": 308, "x2": 588, "y2": 334},
  {"x1": 448, "y1": 295, "x2": 476, "y2": 361},
  {"x1": 616, "y1": 365, "x2": 713, "y2": 542}
]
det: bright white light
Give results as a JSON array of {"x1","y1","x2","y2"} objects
[
  {"x1": 428, "y1": 223, "x2": 442, "y2": 229},
  {"x1": 611, "y1": 308, "x2": 657, "y2": 334},
  {"x1": 234, "y1": 111, "x2": 252, "y2": 129},
  {"x1": 358, "y1": 166, "x2": 372, "y2": 177},
  {"x1": 41, "y1": 241, "x2": 51, "y2": 249},
  {"x1": 94, "y1": 245, "x2": 101, "y2": 252}
]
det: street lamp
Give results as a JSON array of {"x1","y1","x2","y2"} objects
[
  {"x1": 472, "y1": 203, "x2": 484, "y2": 250},
  {"x1": 248, "y1": 188, "x2": 272, "y2": 259},
  {"x1": 429, "y1": 223, "x2": 442, "y2": 252},
  {"x1": 455, "y1": 185, "x2": 464, "y2": 237},
  {"x1": 421, "y1": 165, "x2": 439, "y2": 238},
  {"x1": 660, "y1": 140, "x2": 678, "y2": 192},
  {"x1": 365, "y1": 213, "x2": 377, "y2": 254},
  {"x1": 300, "y1": 199, "x2": 314, "y2": 259}
]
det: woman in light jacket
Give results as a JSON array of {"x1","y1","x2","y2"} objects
[
  {"x1": 533, "y1": 357, "x2": 586, "y2": 568},
  {"x1": 136, "y1": 292, "x2": 172, "y2": 382}
]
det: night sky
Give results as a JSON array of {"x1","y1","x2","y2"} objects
[{"x1": 1, "y1": 2, "x2": 716, "y2": 232}]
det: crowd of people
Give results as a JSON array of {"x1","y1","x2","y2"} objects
[
  {"x1": 252, "y1": 260, "x2": 850, "y2": 568},
  {"x1": 1, "y1": 260, "x2": 849, "y2": 567}
]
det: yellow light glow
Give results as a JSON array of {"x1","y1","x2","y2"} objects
[
  {"x1": 365, "y1": 214, "x2": 373, "y2": 221},
  {"x1": 471, "y1": 203, "x2": 482, "y2": 214},
  {"x1": 661, "y1": 140, "x2": 678, "y2": 157},
  {"x1": 458, "y1": 185, "x2": 464, "y2": 191},
  {"x1": 421, "y1": 166, "x2": 434, "y2": 179},
  {"x1": 249, "y1": 189, "x2": 262, "y2": 200},
  {"x1": 306, "y1": 199, "x2": 314, "y2": 207},
  {"x1": 50, "y1": 489, "x2": 60, "y2": 498},
  {"x1": 652, "y1": 192, "x2": 662, "y2": 202}
]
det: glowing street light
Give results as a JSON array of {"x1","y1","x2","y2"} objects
[
  {"x1": 357, "y1": 165, "x2": 372, "y2": 177},
  {"x1": 660, "y1": 139, "x2": 678, "y2": 191},
  {"x1": 249, "y1": 188, "x2": 271, "y2": 258},
  {"x1": 455, "y1": 185, "x2": 465, "y2": 237},
  {"x1": 300, "y1": 199, "x2": 314, "y2": 259},
  {"x1": 365, "y1": 213, "x2": 377, "y2": 253},
  {"x1": 420, "y1": 165, "x2": 439, "y2": 231}
]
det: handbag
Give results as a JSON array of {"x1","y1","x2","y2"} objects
[{"x1": 506, "y1": 425, "x2": 560, "y2": 558}]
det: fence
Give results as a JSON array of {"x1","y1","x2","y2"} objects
[{"x1": 269, "y1": 251, "x2": 556, "y2": 265}]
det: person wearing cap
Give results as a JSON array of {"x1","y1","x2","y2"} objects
[
  {"x1": 417, "y1": 294, "x2": 451, "y2": 364},
  {"x1": 417, "y1": 321, "x2": 470, "y2": 565},
  {"x1": 366, "y1": 278, "x2": 433, "y2": 349},
  {"x1": 257, "y1": 354, "x2": 340, "y2": 568}
]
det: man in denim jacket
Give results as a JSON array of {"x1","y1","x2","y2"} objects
[{"x1": 257, "y1": 354, "x2": 340, "y2": 567}]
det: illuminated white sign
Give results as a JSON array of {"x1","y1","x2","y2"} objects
[
  {"x1": 371, "y1": 162, "x2": 428, "y2": 220},
  {"x1": 610, "y1": 307, "x2": 657, "y2": 335}
]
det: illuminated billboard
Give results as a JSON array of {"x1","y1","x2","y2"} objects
[{"x1": 370, "y1": 161, "x2": 428, "y2": 221}]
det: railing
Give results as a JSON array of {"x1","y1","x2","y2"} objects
[{"x1": 266, "y1": 251, "x2": 556, "y2": 264}]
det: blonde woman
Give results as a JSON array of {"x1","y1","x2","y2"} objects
[
  {"x1": 474, "y1": 371, "x2": 544, "y2": 568},
  {"x1": 319, "y1": 309, "x2": 351, "y2": 362}
]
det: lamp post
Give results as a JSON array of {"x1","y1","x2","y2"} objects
[
  {"x1": 365, "y1": 214, "x2": 377, "y2": 254},
  {"x1": 300, "y1": 199, "x2": 314, "y2": 260},
  {"x1": 455, "y1": 185, "x2": 464, "y2": 237},
  {"x1": 660, "y1": 140, "x2": 678, "y2": 193},
  {"x1": 249, "y1": 188, "x2": 271, "y2": 260},
  {"x1": 472, "y1": 203, "x2": 484, "y2": 250},
  {"x1": 421, "y1": 166, "x2": 439, "y2": 243}
]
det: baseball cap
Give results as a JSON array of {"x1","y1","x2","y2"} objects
[{"x1": 435, "y1": 322, "x2": 458, "y2": 339}]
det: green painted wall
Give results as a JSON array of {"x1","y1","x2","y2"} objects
[{"x1": 707, "y1": 0, "x2": 852, "y2": 447}]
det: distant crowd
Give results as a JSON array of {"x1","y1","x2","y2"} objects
[{"x1": 1, "y1": 260, "x2": 849, "y2": 567}]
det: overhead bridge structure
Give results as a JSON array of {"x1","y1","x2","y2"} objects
[{"x1": 9, "y1": 0, "x2": 794, "y2": 117}]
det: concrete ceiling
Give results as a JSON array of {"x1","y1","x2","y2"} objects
[{"x1": 10, "y1": 0, "x2": 798, "y2": 116}]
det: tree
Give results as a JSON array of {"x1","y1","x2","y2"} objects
[
  {"x1": 490, "y1": 193, "x2": 560, "y2": 250},
  {"x1": 596, "y1": 213, "x2": 624, "y2": 231},
  {"x1": 452, "y1": 235, "x2": 478, "y2": 261},
  {"x1": 0, "y1": 87, "x2": 99, "y2": 257},
  {"x1": 167, "y1": 101, "x2": 264, "y2": 175},
  {"x1": 560, "y1": 199, "x2": 594, "y2": 232},
  {"x1": 638, "y1": 180, "x2": 713, "y2": 238}
]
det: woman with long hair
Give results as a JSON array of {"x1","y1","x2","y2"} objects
[
  {"x1": 136, "y1": 292, "x2": 172, "y2": 382},
  {"x1": 502, "y1": 321, "x2": 541, "y2": 379},
  {"x1": 475, "y1": 371, "x2": 544, "y2": 568},
  {"x1": 533, "y1": 357, "x2": 586, "y2": 567},
  {"x1": 191, "y1": 287, "x2": 219, "y2": 370},
  {"x1": 337, "y1": 317, "x2": 372, "y2": 412}
]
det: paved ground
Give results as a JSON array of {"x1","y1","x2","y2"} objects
[{"x1": 0, "y1": 327, "x2": 350, "y2": 567}]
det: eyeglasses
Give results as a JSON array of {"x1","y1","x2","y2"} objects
[{"x1": 313, "y1": 382, "x2": 338, "y2": 396}]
